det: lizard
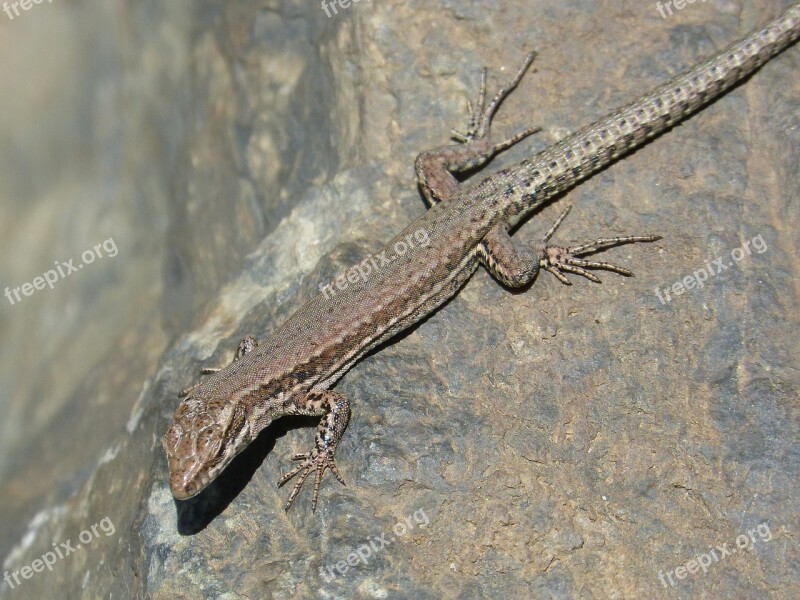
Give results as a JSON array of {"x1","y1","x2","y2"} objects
[{"x1": 164, "y1": 2, "x2": 800, "y2": 511}]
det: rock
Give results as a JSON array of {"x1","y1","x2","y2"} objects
[{"x1": 1, "y1": 0, "x2": 797, "y2": 598}]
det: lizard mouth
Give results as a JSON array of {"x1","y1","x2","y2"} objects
[
  {"x1": 168, "y1": 445, "x2": 239, "y2": 500},
  {"x1": 169, "y1": 466, "x2": 205, "y2": 500},
  {"x1": 168, "y1": 454, "x2": 217, "y2": 500},
  {"x1": 169, "y1": 474, "x2": 204, "y2": 500}
]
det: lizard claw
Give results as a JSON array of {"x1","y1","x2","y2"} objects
[
  {"x1": 278, "y1": 448, "x2": 345, "y2": 512},
  {"x1": 536, "y1": 205, "x2": 661, "y2": 285}
]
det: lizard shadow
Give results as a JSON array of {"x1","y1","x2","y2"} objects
[{"x1": 174, "y1": 414, "x2": 318, "y2": 535}]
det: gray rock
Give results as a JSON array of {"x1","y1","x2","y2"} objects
[{"x1": 0, "y1": 0, "x2": 798, "y2": 598}]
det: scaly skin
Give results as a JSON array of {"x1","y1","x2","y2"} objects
[{"x1": 164, "y1": 3, "x2": 800, "y2": 511}]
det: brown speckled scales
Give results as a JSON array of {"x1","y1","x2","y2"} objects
[{"x1": 165, "y1": 3, "x2": 800, "y2": 511}]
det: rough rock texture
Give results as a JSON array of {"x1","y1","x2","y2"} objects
[{"x1": 1, "y1": 0, "x2": 798, "y2": 598}]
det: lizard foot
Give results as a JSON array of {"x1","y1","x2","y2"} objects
[
  {"x1": 278, "y1": 448, "x2": 346, "y2": 512},
  {"x1": 452, "y1": 51, "x2": 538, "y2": 145},
  {"x1": 536, "y1": 205, "x2": 661, "y2": 285}
]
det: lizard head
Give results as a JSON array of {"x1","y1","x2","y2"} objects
[{"x1": 163, "y1": 396, "x2": 251, "y2": 500}]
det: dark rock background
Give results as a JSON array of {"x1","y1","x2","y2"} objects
[{"x1": 0, "y1": 0, "x2": 797, "y2": 598}]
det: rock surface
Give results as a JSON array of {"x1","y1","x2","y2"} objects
[{"x1": 0, "y1": 0, "x2": 798, "y2": 598}]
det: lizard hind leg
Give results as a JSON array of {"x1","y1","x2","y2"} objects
[
  {"x1": 477, "y1": 226, "x2": 540, "y2": 288},
  {"x1": 535, "y1": 206, "x2": 662, "y2": 285},
  {"x1": 278, "y1": 390, "x2": 351, "y2": 511},
  {"x1": 415, "y1": 51, "x2": 541, "y2": 205},
  {"x1": 453, "y1": 50, "x2": 538, "y2": 146},
  {"x1": 478, "y1": 206, "x2": 661, "y2": 288}
]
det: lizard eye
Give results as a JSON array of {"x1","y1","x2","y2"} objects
[{"x1": 163, "y1": 423, "x2": 183, "y2": 454}]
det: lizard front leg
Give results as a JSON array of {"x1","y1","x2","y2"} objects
[
  {"x1": 480, "y1": 205, "x2": 661, "y2": 287},
  {"x1": 179, "y1": 335, "x2": 259, "y2": 396},
  {"x1": 199, "y1": 335, "x2": 259, "y2": 374},
  {"x1": 278, "y1": 390, "x2": 351, "y2": 511}
]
